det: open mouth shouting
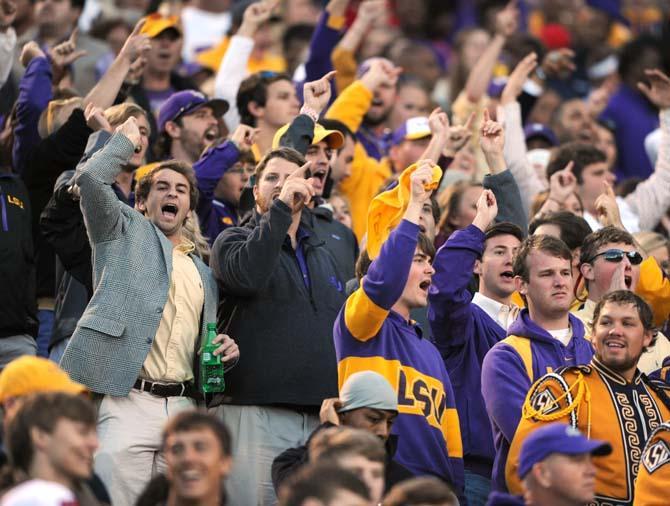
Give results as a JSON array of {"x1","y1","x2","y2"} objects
[
  {"x1": 161, "y1": 202, "x2": 179, "y2": 220},
  {"x1": 500, "y1": 270, "x2": 514, "y2": 282},
  {"x1": 203, "y1": 126, "x2": 219, "y2": 143},
  {"x1": 419, "y1": 279, "x2": 431, "y2": 294},
  {"x1": 624, "y1": 275, "x2": 632, "y2": 289}
]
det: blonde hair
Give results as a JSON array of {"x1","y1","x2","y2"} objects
[
  {"x1": 182, "y1": 212, "x2": 211, "y2": 263},
  {"x1": 37, "y1": 97, "x2": 83, "y2": 138},
  {"x1": 105, "y1": 103, "x2": 150, "y2": 133}
]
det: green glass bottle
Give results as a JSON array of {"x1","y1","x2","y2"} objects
[{"x1": 200, "y1": 322, "x2": 226, "y2": 394}]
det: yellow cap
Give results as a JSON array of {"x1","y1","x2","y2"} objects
[
  {"x1": 134, "y1": 162, "x2": 161, "y2": 182},
  {"x1": 272, "y1": 122, "x2": 344, "y2": 150},
  {"x1": 0, "y1": 356, "x2": 88, "y2": 404},
  {"x1": 140, "y1": 13, "x2": 182, "y2": 39}
]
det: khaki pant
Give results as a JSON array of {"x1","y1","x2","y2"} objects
[
  {"x1": 214, "y1": 405, "x2": 319, "y2": 506},
  {"x1": 94, "y1": 389, "x2": 195, "y2": 506}
]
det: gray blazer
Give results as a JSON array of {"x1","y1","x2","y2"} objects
[{"x1": 60, "y1": 133, "x2": 218, "y2": 396}]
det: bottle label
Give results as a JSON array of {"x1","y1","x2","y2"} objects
[{"x1": 203, "y1": 352, "x2": 212, "y2": 361}]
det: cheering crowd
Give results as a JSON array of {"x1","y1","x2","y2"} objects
[{"x1": 1, "y1": 0, "x2": 670, "y2": 505}]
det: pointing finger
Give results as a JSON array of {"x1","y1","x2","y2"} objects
[
  {"x1": 289, "y1": 161, "x2": 312, "y2": 179},
  {"x1": 131, "y1": 17, "x2": 146, "y2": 36}
]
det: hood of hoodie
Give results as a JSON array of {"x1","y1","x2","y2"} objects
[{"x1": 507, "y1": 309, "x2": 586, "y2": 345}]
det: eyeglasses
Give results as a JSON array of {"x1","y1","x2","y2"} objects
[{"x1": 588, "y1": 249, "x2": 643, "y2": 265}]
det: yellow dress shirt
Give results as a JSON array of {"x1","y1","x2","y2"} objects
[{"x1": 141, "y1": 246, "x2": 205, "y2": 383}]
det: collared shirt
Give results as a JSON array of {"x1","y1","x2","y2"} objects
[
  {"x1": 472, "y1": 292, "x2": 518, "y2": 331},
  {"x1": 141, "y1": 245, "x2": 204, "y2": 382}
]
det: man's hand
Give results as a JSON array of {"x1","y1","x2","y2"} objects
[
  {"x1": 356, "y1": 0, "x2": 386, "y2": 27},
  {"x1": 479, "y1": 109, "x2": 505, "y2": 156},
  {"x1": 49, "y1": 28, "x2": 87, "y2": 83},
  {"x1": 230, "y1": 124, "x2": 258, "y2": 152},
  {"x1": 472, "y1": 189, "x2": 498, "y2": 232},
  {"x1": 319, "y1": 398, "x2": 343, "y2": 425},
  {"x1": 0, "y1": 0, "x2": 17, "y2": 30},
  {"x1": 359, "y1": 58, "x2": 402, "y2": 93},
  {"x1": 238, "y1": 0, "x2": 279, "y2": 38},
  {"x1": 638, "y1": 69, "x2": 670, "y2": 110},
  {"x1": 540, "y1": 48, "x2": 575, "y2": 79},
  {"x1": 607, "y1": 262, "x2": 629, "y2": 292},
  {"x1": 595, "y1": 181, "x2": 624, "y2": 229},
  {"x1": 302, "y1": 70, "x2": 337, "y2": 117},
  {"x1": 409, "y1": 160, "x2": 435, "y2": 206},
  {"x1": 494, "y1": 0, "x2": 518, "y2": 38},
  {"x1": 586, "y1": 85, "x2": 612, "y2": 119},
  {"x1": 547, "y1": 161, "x2": 577, "y2": 205},
  {"x1": 211, "y1": 333, "x2": 240, "y2": 364},
  {"x1": 115, "y1": 116, "x2": 141, "y2": 149},
  {"x1": 428, "y1": 106, "x2": 449, "y2": 139},
  {"x1": 119, "y1": 18, "x2": 152, "y2": 64},
  {"x1": 125, "y1": 56, "x2": 147, "y2": 86},
  {"x1": 501, "y1": 52, "x2": 537, "y2": 105},
  {"x1": 444, "y1": 112, "x2": 474, "y2": 157},
  {"x1": 278, "y1": 161, "x2": 315, "y2": 214},
  {"x1": 326, "y1": 0, "x2": 350, "y2": 16},
  {"x1": 20, "y1": 41, "x2": 46, "y2": 68},
  {"x1": 84, "y1": 103, "x2": 112, "y2": 133}
]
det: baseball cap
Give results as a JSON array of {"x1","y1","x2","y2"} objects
[
  {"x1": 487, "y1": 76, "x2": 508, "y2": 99},
  {"x1": 337, "y1": 371, "x2": 398, "y2": 413},
  {"x1": 524, "y1": 123, "x2": 558, "y2": 147},
  {"x1": 0, "y1": 356, "x2": 88, "y2": 404},
  {"x1": 391, "y1": 117, "x2": 432, "y2": 146},
  {"x1": 157, "y1": 90, "x2": 229, "y2": 133},
  {"x1": 518, "y1": 423, "x2": 612, "y2": 479},
  {"x1": 140, "y1": 13, "x2": 182, "y2": 39},
  {"x1": 272, "y1": 122, "x2": 344, "y2": 150},
  {"x1": 134, "y1": 161, "x2": 161, "y2": 182}
]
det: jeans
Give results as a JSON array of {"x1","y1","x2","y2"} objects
[
  {"x1": 37, "y1": 309, "x2": 54, "y2": 358},
  {"x1": 0, "y1": 334, "x2": 37, "y2": 369},
  {"x1": 464, "y1": 469, "x2": 492, "y2": 506}
]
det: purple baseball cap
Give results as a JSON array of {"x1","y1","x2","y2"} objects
[
  {"x1": 518, "y1": 423, "x2": 612, "y2": 479},
  {"x1": 524, "y1": 123, "x2": 558, "y2": 147},
  {"x1": 157, "y1": 90, "x2": 229, "y2": 133}
]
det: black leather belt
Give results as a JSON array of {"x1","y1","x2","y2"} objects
[{"x1": 134, "y1": 378, "x2": 195, "y2": 398}]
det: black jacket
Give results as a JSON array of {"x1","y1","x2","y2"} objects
[
  {"x1": 271, "y1": 422, "x2": 414, "y2": 493},
  {"x1": 21, "y1": 109, "x2": 93, "y2": 300},
  {"x1": 308, "y1": 206, "x2": 358, "y2": 282},
  {"x1": 210, "y1": 200, "x2": 346, "y2": 406},
  {"x1": 0, "y1": 173, "x2": 38, "y2": 338}
]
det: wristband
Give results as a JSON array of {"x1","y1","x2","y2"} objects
[{"x1": 300, "y1": 105, "x2": 319, "y2": 123}]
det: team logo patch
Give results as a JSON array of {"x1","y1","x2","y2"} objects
[
  {"x1": 642, "y1": 440, "x2": 670, "y2": 474},
  {"x1": 530, "y1": 387, "x2": 560, "y2": 416}
]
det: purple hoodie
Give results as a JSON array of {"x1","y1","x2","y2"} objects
[{"x1": 481, "y1": 310, "x2": 594, "y2": 491}]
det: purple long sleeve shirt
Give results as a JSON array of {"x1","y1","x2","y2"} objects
[
  {"x1": 193, "y1": 140, "x2": 241, "y2": 244},
  {"x1": 13, "y1": 56, "x2": 53, "y2": 174}
]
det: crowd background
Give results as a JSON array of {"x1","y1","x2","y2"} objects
[{"x1": 2, "y1": 0, "x2": 670, "y2": 505}]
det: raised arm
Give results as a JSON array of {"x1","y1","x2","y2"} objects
[
  {"x1": 480, "y1": 109, "x2": 527, "y2": 230},
  {"x1": 463, "y1": 0, "x2": 517, "y2": 103},
  {"x1": 12, "y1": 44, "x2": 53, "y2": 175},
  {"x1": 429, "y1": 190, "x2": 498, "y2": 353},
  {"x1": 303, "y1": 0, "x2": 348, "y2": 84},
  {"x1": 624, "y1": 69, "x2": 670, "y2": 230},
  {"x1": 210, "y1": 161, "x2": 315, "y2": 295},
  {"x1": 0, "y1": 2, "x2": 16, "y2": 89},
  {"x1": 343, "y1": 162, "x2": 434, "y2": 341},
  {"x1": 325, "y1": 58, "x2": 400, "y2": 133},
  {"x1": 75, "y1": 118, "x2": 139, "y2": 244},
  {"x1": 213, "y1": 0, "x2": 276, "y2": 130},
  {"x1": 331, "y1": 0, "x2": 385, "y2": 93},
  {"x1": 499, "y1": 52, "x2": 547, "y2": 212},
  {"x1": 83, "y1": 19, "x2": 151, "y2": 110}
]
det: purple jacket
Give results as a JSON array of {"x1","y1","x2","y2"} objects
[
  {"x1": 481, "y1": 310, "x2": 594, "y2": 491},
  {"x1": 600, "y1": 84, "x2": 658, "y2": 180},
  {"x1": 428, "y1": 224, "x2": 506, "y2": 478},
  {"x1": 193, "y1": 140, "x2": 241, "y2": 244}
]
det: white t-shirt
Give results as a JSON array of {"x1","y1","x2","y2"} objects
[
  {"x1": 548, "y1": 327, "x2": 572, "y2": 347},
  {"x1": 180, "y1": 7, "x2": 232, "y2": 62},
  {"x1": 0, "y1": 480, "x2": 77, "y2": 506}
]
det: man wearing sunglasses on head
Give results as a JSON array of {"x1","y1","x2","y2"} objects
[{"x1": 576, "y1": 226, "x2": 670, "y2": 373}]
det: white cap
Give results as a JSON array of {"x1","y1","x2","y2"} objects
[
  {"x1": 0, "y1": 480, "x2": 77, "y2": 506},
  {"x1": 338, "y1": 371, "x2": 398, "y2": 413}
]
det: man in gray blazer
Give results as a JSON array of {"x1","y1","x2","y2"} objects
[{"x1": 60, "y1": 116, "x2": 239, "y2": 506}]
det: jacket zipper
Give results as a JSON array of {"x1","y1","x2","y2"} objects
[
  {"x1": 0, "y1": 187, "x2": 8, "y2": 232},
  {"x1": 632, "y1": 389, "x2": 649, "y2": 443}
]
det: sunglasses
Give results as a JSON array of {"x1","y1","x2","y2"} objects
[{"x1": 589, "y1": 249, "x2": 643, "y2": 265}]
